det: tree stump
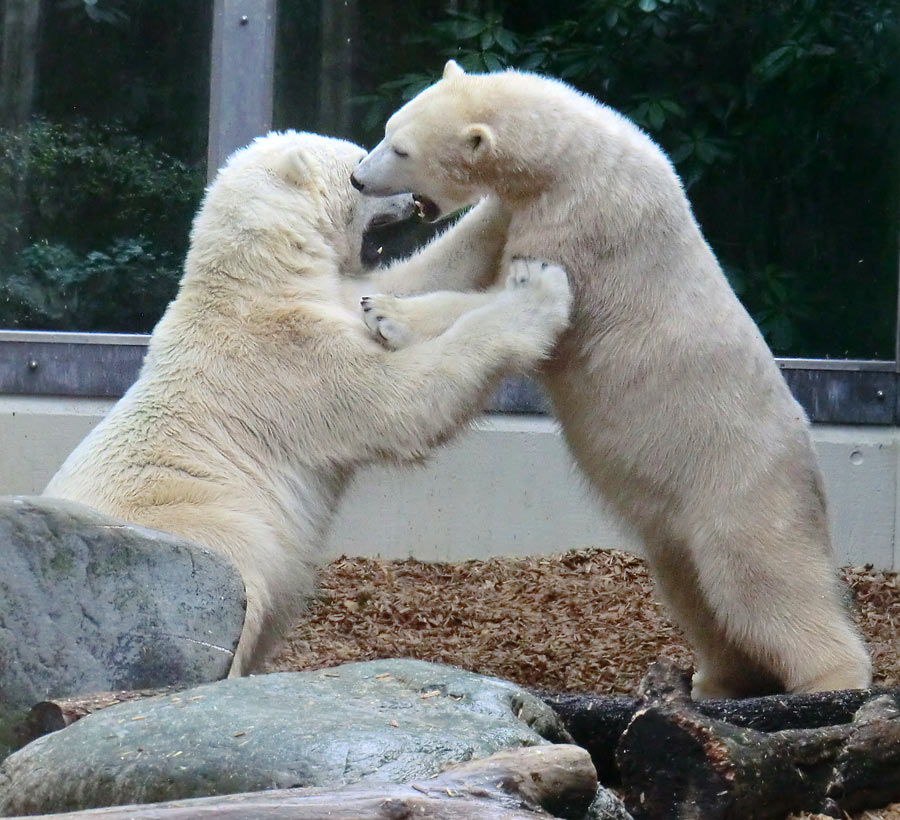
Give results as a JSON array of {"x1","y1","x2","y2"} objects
[
  {"x1": 615, "y1": 659, "x2": 900, "y2": 819},
  {"x1": 14, "y1": 688, "x2": 174, "y2": 748},
  {"x1": 540, "y1": 680, "x2": 897, "y2": 784}
]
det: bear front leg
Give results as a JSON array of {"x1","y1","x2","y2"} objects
[
  {"x1": 331, "y1": 260, "x2": 572, "y2": 463},
  {"x1": 361, "y1": 291, "x2": 496, "y2": 349}
]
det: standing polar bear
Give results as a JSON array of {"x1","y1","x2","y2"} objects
[
  {"x1": 44, "y1": 130, "x2": 572, "y2": 675},
  {"x1": 351, "y1": 61, "x2": 872, "y2": 697}
]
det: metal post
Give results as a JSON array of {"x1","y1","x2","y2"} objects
[
  {"x1": 895, "y1": 227, "x2": 900, "y2": 374},
  {"x1": 207, "y1": 0, "x2": 277, "y2": 181},
  {"x1": 894, "y1": 229, "x2": 900, "y2": 423}
]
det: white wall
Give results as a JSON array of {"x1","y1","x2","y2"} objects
[{"x1": 2, "y1": 395, "x2": 897, "y2": 568}]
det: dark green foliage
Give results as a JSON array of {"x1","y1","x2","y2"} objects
[
  {"x1": 0, "y1": 118, "x2": 202, "y2": 257},
  {"x1": 0, "y1": 237, "x2": 181, "y2": 332},
  {"x1": 0, "y1": 0, "x2": 209, "y2": 333},
  {"x1": 0, "y1": 119, "x2": 201, "y2": 332}
]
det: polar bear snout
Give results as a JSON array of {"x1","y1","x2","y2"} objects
[{"x1": 350, "y1": 142, "x2": 401, "y2": 196}]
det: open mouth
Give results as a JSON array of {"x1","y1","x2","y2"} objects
[
  {"x1": 413, "y1": 195, "x2": 441, "y2": 222},
  {"x1": 364, "y1": 193, "x2": 418, "y2": 233},
  {"x1": 367, "y1": 212, "x2": 408, "y2": 230}
]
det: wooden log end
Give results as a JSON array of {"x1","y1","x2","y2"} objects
[
  {"x1": 635, "y1": 659, "x2": 693, "y2": 705},
  {"x1": 434, "y1": 745, "x2": 598, "y2": 820},
  {"x1": 617, "y1": 706, "x2": 734, "y2": 820}
]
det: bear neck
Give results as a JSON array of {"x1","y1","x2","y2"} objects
[{"x1": 471, "y1": 75, "x2": 692, "y2": 249}]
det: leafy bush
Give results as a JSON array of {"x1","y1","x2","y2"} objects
[
  {"x1": 0, "y1": 237, "x2": 181, "y2": 332},
  {"x1": 0, "y1": 118, "x2": 203, "y2": 332}
]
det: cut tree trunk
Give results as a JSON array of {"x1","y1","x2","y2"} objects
[
  {"x1": 318, "y1": 0, "x2": 357, "y2": 136},
  {"x1": 539, "y1": 680, "x2": 898, "y2": 784},
  {"x1": 14, "y1": 688, "x2": 175, "y2": 749},
  {"x1": 18, "y1": 744, "x2": 598, "y2": 820},
  {"x1": 0, "y1": 0, "x2": 42, "y2": 128},
  {"x1": 614, "y1": 659, "x2": 900, "y2": 820}
]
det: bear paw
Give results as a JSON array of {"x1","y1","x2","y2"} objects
[
  {"x1": 361, "y1": 295, "x2": 416, "y2": 350},
  {"x1": 505, "y1": 258, "x2": 572, "y2": 321}
]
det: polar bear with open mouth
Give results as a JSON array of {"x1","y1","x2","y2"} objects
[
  {"x1": 45, "y1": 130, "x2": 572, "y2": 675},
  {"x1": 351, "y1": 61, "x2": 871, "y2": 697}
]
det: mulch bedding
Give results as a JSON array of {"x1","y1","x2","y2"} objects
[{"x1": 268, "y1": 548, "x2": 900, "y2": 820}]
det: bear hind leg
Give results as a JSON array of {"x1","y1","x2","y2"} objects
[
  {"x1": 793, "y1": 663, "x2": 873, "y2": 694},
  {"x1": 646, "y1": 531, "x2": 870, "y2": 698},
  {"x1": 645, "y1": 540, "x2": 782, "y2": 699},
  {"x1": 693, "y1": 530, "x2": 872, "y2": 696},
  {"x1": 690, "y1": 639, "x2": 784, "y2": 700}
]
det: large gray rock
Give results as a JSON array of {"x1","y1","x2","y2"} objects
[
  {"x1": 0, "y1": 496, "x2": 245, "y2": 759},
  {"x1": 0, "y1": 659, "x2": 573, "y2": 815}
]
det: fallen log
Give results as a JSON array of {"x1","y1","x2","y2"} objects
[
  {"x1": 12, "y1": 744, "x2": 598, "y2": 820},
  {"x1": 539, "y1": 679, "x2": 897, "y2": 783},
  {"x1": 615, "y1": 659, "x2": 900, "y2": 820},
  {"x1": 14, "y1": 688, "x2": 174, "y2": 748}
]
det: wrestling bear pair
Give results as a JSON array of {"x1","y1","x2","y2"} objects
[{"x1": 47, "y1": 60, "x2": 870, "y2": 697}]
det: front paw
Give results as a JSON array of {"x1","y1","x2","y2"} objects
[
  {"x1": 361, "y1": 294, "x2": 415, "y2": 350},
  {"x1": 505, "y1": 258, "x2": 573, "y2": 329}
]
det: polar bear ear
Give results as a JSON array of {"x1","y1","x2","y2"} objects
[
  {"x1": 443, "y1": 60, "x2": 466, "y2": 80},
  {"x1": 460, "y1": 123, "x2": 495, "y2": 158},
  {"x1": 273, "y1": 148, "x2": 318, "y2": 186}
]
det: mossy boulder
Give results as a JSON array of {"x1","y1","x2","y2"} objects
[
  {"x1": 0, "y1": 659, "x2": 573, "y2": 815},
  {"x1": 0, "y1": 496, "x2": 245, "y2": 759}
]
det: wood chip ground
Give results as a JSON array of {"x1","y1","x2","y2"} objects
[{"x1": 268, "y1": 548, "x2": 900, "y2": 820}]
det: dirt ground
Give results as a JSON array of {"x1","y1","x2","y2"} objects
[{"x1": 269, "y1": 548, "x2": 900, "y2": 820}]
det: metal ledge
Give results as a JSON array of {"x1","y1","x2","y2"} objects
[
  {"x1": 0, "y1": 331, "x2": 150, "y2": 346},
  {"x1": 0, "y1": 336, "x2": 149, "y2": 398},
  {"x1": 0, "y1": 332, "x2": 897, "y2": 424},
  {"x1": 783, "y1": 368, "x2": 895, "y2": 425},
  {"x1": 778, "y1": 357, "x2": 898, "y2": 372},
  {"x1": 490, "y1": 368, "x2": 899, "y2": 424}
]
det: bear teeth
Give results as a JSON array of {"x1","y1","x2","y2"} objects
[{"x1": 413, "y1": 196, "x2": 440, "y2": 222}]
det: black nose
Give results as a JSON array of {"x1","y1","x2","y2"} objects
[{"x1": 350, "y1": 173, "x2": 364, "y2": 191}]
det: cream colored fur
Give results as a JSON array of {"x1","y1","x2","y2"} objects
[
  {"x1": 351, "y1": 62, "x2": 872, "y2": 697},
  {"x1": 43, "y1": 131, "x2": 572, "y2": 675}
]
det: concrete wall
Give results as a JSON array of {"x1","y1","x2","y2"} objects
[{"x1": 2, "y1": 395, "x2": 898, "y2": 568}]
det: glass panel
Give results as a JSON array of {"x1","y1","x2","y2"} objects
[
  {"x1": 274, "y1": 0, "x2": 900, "y2": 359},
  {"x1": 0, "y1": 0, "x2": 211, "y2": 333}
]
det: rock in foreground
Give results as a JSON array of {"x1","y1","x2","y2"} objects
[
  {"x1": 0, "y1": 659, "x2": 573, "y2": 815},
  {"x1": 0, "y1": 496, "x2": 245, "y2": 758}
]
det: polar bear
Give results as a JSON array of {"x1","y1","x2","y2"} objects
[
  {"x1": 350, "y1": 62, "x2": 872, "y2": 697},
  {"x1": 43, "y1": 130, "x2": 572, "y2": 676}
]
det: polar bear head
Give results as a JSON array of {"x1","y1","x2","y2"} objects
[
  {"x1": 351, "y1": 61, "x2": 664, "y2": 227},
  {"x1": 350, "y1": 61, "x2": 499, "y2": 221},
  {"x1": 186, "y1": 131, "x2": 415, "y2": 288},
  {"x1": 351, "y1": 61, "x2": 577, "y2": 222}
]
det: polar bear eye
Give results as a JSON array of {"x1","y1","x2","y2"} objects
[{"x1": 392, "y1": 146, "x2": 409, "y2": 159}]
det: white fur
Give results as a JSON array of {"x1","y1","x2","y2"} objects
[
  {"x1": 43, "y1": 131, "x2": 572, "y2": 676},
  {"x1": 352, "y1": 62, "x2": 872, "y2": 697}
]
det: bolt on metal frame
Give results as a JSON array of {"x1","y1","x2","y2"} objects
[{"x1": 1, "y1": 0, "x2": 898, "y2": 425}]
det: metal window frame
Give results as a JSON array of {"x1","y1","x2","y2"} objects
[
  {"x1": 1, "y1": 330, "x2": 898, "y2": 425},
  {"x1": 1, "y1": 0, "x2": 899, "y2": 426}
]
